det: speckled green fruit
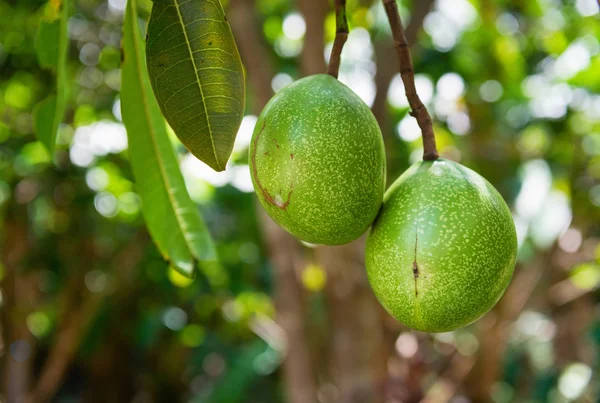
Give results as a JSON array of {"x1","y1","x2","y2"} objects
[
  {"x1": 366, "y1": 159, "x2": 517, "y2": 332},
  {"x1": 249, "y1": 74, "x2": 385, "y2": 245}
]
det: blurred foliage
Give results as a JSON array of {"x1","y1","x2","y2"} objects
[{"x1": 0, "y1": 0, "x2": 599, "y2": 402}]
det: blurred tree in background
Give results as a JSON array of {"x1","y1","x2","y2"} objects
[{"x1": 0, "y1": 0, "x2": 599, "y2": 402}]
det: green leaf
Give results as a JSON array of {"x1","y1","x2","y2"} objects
[
  {"x1": 33, "y1": 95, "x2": 57, "y2": 149},
  {"x1": 146, "y1": 0, "x2": 245, "y2": 172},
  {"x1": 122, "y1": 0, "x2": 218, "y2": 277},
  {"x1": 35, "y1": 19, "x2": 60, "y2": 68},
  {"x1": 33, "y1": 0, "x2": 70, "y2": 156}
]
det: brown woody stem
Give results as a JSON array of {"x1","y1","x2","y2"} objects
[
  {"x1": 326, "y1": 0, "x2": 348, "y2": 79},
  {"x1": 383, "y1": 0, "x2": 439, "y2": 161}
]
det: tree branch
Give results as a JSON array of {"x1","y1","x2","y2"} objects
[
  {"x1": 372, "y1": 0, "x2": 434, "y2": 182},
  {"x1": 383, "y1": 0, "x2": 439, "y2": 161},
  {"x1": 372, "y1": 0, "x2": 434, "y2": 125},
  {"x1": 326, "y1": 0, "x2": 348, "y2": 78}
]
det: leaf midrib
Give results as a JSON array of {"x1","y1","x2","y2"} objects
[
  {"x1": 172, "y1": 0, "x2": 222, "y2": 171},
  {"x1": 128, "y1": 0, "x2": 198, "y2": 267}
]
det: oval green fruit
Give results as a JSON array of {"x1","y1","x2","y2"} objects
[
  {"x1": 366, "y1": 159, "x2": 517, "y2": 332},
  {"x1": 249, "y1": 74, "x2": 386, "y2": 245}
]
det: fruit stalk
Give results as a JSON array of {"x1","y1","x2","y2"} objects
[
  {"x1": 383, "y1": 0, "x2": 439, "y2": 161},
  {"x1": 326, "y1": 0, "x2": 348, "y2": 79}
]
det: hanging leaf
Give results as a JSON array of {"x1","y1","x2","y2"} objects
[
  {"x1": 122, "y1": 0, "x2": 217, "y2": 277},
  {"x1": 146, "y1": 0, "x2": 245, "y2": 172},
  {"x1": 33, "y1": 0, "x2": 70, "y2": 157}
]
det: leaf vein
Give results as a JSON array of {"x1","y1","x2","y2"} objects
[
  {"x1": 205, "y1": 94, "x2": 242, "y2": 105},
  {"x1": 172, "y1": 0, "x2": 221, "y2": 170},
  {"x1": 161, "y1": 81, "x2": 197, "y2": 105}
]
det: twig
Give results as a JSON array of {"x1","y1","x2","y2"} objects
[
  {"x1": 326, "y1": 0, "x2": 348, "y2": 78},
  {"x1": 383, "y1": 0, "x2": 438, "y2": 161},
  {"x1": 373, "y1": 0, "x2": 434, "y2": 182},
  {"x1": 372, "y1": 0, "x2": 434, "y2": 125}
]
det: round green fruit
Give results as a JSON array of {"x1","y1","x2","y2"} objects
[
  {"x1": 249, "y1": 74, "x2": 386, "y2": 245},
  {"x1": 366, "y1": 159, "x2": 517, "y2": 332}
]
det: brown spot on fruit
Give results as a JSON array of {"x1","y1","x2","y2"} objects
[
  {"x1": 413, "y1": 230, "x2": 419, "y2": 296},
  {"x1": 290, "y1": 153, "x2": 294, "y2": 160},
  {"x1": 251, "y1": 121, "x2": 293, "y2": 211},
  {"x1": 413, "y1": 262, "x2": 419, "y2": 296}
]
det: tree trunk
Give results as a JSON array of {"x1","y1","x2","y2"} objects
[
  {"x1": 297, "y1": 0, "x2": 328, "y2": 76},
  {"x1": 316, "y1": 240, "x2": 390, "y2": 403},
  {"x1": 1, "y1": 213, "x2": 37, "y2": 403}
]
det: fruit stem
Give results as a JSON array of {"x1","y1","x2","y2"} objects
[
  {"x1": 383, "y1": 0, "x2": 439, "y2": 161},
  {"x1": 326, "y1": 0, "x2": 348, "y2": 79}
]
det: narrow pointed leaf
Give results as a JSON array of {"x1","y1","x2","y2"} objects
[
  {"x1": 146, "y1": 0, "x2": 245, "y2": 172},
  {"x1": 122, "y1": 0, "x2": 217, "y2": 277},
  {"x1": 33, "y1": 0, "x2": 70, "y2": 156}
]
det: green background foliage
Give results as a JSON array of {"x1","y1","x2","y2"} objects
[{"x1": 0, "y1": 0, "x2": 599, "y2": 401}]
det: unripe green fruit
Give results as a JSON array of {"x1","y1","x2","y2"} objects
[
  {"x1": 249, "y1": 74, "x2": 386, "y2": 245},
  {"x1": 366, "y1": 159, "x2": 517, "y2": 332}
]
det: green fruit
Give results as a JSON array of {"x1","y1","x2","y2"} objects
[
  {"x1": 249, "y1": 74, "x2": 386, "y2": 245},
  {"x1": 366, "y1": 159, "x2": 517, "y2": 332}
]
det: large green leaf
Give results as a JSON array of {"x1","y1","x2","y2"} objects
[
  {"x1": 33, "y1": 0, "x2": 70, "y2": 156},
  {"x1": 145, "y1": 0, "x2": 245, "y2": 172},
  {"x1": 122, "y1": 0, "x2": 217, "y2": 277}
]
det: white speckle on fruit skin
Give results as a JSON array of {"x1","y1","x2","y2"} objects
[
  {"x1": 366, "y1": 159, "x2": 518, "y2": 333},
  {"x1": 249, "y1": 74, "x2": 386, "y2": 245}
]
